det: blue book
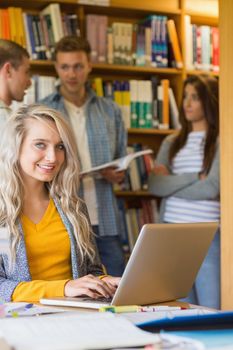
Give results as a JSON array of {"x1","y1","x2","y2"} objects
[
  {"x1": 137, "y1": 310, "x2": 233, "y2": 331},
  {"x1": 25, "y1": 14, "x2": 38, "y2": 60}
]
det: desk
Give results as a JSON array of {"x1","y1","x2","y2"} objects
[
  {"x1": 0, "y1": 302, "x2": 221, "y2": 350},
  {"x1": 42, "y1": 300, "x2": 191, "y2": 313}
]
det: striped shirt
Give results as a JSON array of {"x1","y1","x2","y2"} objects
[{"x1": 164, "y1": 131, "x2": 220, "y2": 223}]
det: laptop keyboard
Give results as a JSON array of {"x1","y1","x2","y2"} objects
[{"x1": 82, "y1": 296, "x2": 112, "y2": 303}]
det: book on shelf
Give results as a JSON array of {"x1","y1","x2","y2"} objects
[
  {"x1": 86, "y1": 14, "x2": 108, "y2": 63},
  {"x1": 201, "y1": 25, "x2": 211, "y2": 71},
  {"x1": 40, "y1": 3, "x2": 64, "y2": 43},
  {"x1": 80, "y1": 149, "x2": 153, "y2": 176},
  {"x1": 212, "y1": 27, "x2": 219, "y2": 72},
  {"x1": 129, "y1": 80, "x2": 138, "y2": 128},
  {"x1": 0, "y1": 9, "x2": 11, "y2": 40},
  {"x1": 126, "y1": 146, "x2": 142, "y2": 191},
  {"x1": 121, "y1": 81, "x2": 131, "y2": 129},
  {"x1": 151, "y1": 76, "x2": 159, "y2": 128},
  {"x1": 167, "y1": 19, "x2": 183, "y2": 69},
  {"x1": 159, "y1": 79, "x2": 170, "y2": 130},
  {"x1": 169, "y1": 87, "x2": 180, "y2": 130},
  {"x1": 184, "y1": 15, "x2": 193, "y2": 70},
  {"x1": 107, "y1": 27, "x2": 114, "y2": 64},
  {"x1": 79, "y1": 0, "x2": 110, "y2": 5}
]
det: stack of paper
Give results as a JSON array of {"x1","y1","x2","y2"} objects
[{"x1": 0, "y1": 312, "x2": 159, "y2": 350}]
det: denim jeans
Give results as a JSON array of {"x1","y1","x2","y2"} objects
[
  {"x1": 180, "y1": 229, "x2": 220, "y2": 309},
  {"x1": 92, "y1": 226, "x2": 125, "y2": 277}
]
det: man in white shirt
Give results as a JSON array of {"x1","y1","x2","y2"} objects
[{"x1": 0, "y1": 39, "x2": 31, "y2": 125}]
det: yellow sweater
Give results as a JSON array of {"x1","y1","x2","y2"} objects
[{"x1": 13, "y1": 199, "x2": 72, "y2": 302}]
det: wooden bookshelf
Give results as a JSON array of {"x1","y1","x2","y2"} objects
[
  {"x1": 186, "y1": 69, "x2": 219, "y2": 77},
  {"x1": 219, "y1": 0, "x2": 233, "y2": 310},
  {"x1": 115, "y1": 190, "x2": 157, "y2": 198}
]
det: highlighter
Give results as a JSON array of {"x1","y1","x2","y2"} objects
[{"x1": 99, "y1": 305, "x2": 139, "y2": 313}]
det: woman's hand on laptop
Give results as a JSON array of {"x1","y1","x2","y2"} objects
[
  {"x1": 64, "y1": 274, "x2": 116, "y2": 298},
  {"x1": 101, "y1": 276, "x2": 120, "y2": 289}
]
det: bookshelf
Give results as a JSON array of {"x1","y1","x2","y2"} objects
[
  {"x1": 0, "y1": 0, "x2": 219, "y2": 254},
  {"x1": 0, "y1": 0, "x2": 219, "y2": 97}
]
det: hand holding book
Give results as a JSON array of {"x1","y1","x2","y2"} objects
[
  {"x1": 100, "y1": 167, "x2": 126, "y2": 184},
  {"x1": 80, "y1": 149, "x2": 154, "y2": 177}
]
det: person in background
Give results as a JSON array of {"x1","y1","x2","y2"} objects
[
  {"x1": 148, "y1": 75, "x2": 220, "y2": 309},
  {"x1": 0, "y1": 105, "x2": 120, "y2": 302},
  {"x1": 40, "y1": 36, "x2": 127, "y2": 276},
  {"x1": 0, "y1": 39, "x2": 31, "y2": 126}
]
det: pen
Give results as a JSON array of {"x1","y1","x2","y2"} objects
[
  {"x1": 8, "y1": 303, "x2": 34, "y2": 316},
  {"x1": 139, "y1": 306, "x2": 181, "y2": 312},
  {"x1": 99, "y1": 305, "x2": 139, "y2": 313}
]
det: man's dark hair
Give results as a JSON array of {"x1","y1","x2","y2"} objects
[
  {"x1": 54, "y1": 36, "x2": 91, "y2": 60},
  {"x1": 0, "y1": 39, "x2": 29, "y2": 69}
]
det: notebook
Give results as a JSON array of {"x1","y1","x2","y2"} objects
[{"x1": 40, "y1": 222, "x2": 218, "y2": 309}]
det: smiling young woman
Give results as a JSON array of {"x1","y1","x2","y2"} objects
[{"x1": 0, "y1": 104, "x2": 120, "y2": 302}]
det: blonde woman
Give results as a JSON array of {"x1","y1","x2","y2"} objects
[{"x1": 0, "y1": 104, "x2": 119, "y2": 302}]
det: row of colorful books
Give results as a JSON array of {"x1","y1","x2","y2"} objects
[
  {"x1": 0, "y1": 4, "x2": 183, "y2": 69},
  {"x1": 0, "y1": 5, "x2": 80, "y2": 60},
  {"x1": 118, "y1": 198, "x2": 159, "y2": 253},
  {"x1": 87, "y1": 14, "x2": 183, "y2": 68},
  {"x1": 13, "y1": 74, "x2": 180, "y2": 131},
  {"x1": 92, "y1": 77, "x2": 180, "y2": 130},
  {"x1": 185, "y1": 15, "x2": 219, "y2": 72}
]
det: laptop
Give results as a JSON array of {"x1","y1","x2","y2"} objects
[{"x1": 40, "y1": 222, "x2": 218, "y2": 309}]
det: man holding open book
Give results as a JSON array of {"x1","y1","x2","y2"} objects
[{"x1": 40, "y1": 36, "x2": 127, "y2": 276}]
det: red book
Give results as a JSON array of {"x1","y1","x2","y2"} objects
[
  {"x1": 2, "y1": 9, "x2": 11, "y2": 39},
  {"x1": 211, "y1": 27, "x2": 219, "y2": 73}
]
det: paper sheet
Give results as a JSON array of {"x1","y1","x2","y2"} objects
[
  {"x1": 0, "y1": 312, "x2": 159, "y2": 350},
  {"x1": 119, "y1": 308, "x2": 215, "y2": 326},
  {"x1": 5, "y1": 302, "x2": 68, "y2": 317}
]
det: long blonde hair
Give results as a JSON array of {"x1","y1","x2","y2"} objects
[{"x1": 0, "y1": 104, "x2": 95, "y2": 262}]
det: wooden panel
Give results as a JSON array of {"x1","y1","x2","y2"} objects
[
  {"x1": 219, "y1": 0, "x2": 233, "y2": 309},
  {"x1": 185, "y1": 0, "x2": 218, "y2": 17},
  {"x1": 186, "y1": 70, "x2": 219, "y2": 77},
  {"x1": 110, "y1": 0, "x2": 180, "y2": 13},
  {"x1": 187, "y1": 12, "x2": 218, "y2": 26}
]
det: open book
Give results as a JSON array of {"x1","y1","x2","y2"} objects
[{"x1": 80, "y1": 149, "x2": 153, "y2": 176}]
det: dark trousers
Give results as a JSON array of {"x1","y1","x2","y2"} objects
[{"x1": 92, "y1": 226, "x2": 125, "y2": 277}]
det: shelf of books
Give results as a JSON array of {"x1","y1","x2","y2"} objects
[{"x1": 184, "y1": 9, "x2": 219, "y2": 75}]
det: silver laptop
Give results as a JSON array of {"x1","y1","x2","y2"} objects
[{"x1": 40, "y1": 222, "x2": 218, "y2": 309}]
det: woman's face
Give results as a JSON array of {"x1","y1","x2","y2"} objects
[
  {"x1": 19, "y1": 118, "x2": 65, "y2": 185},
  {"x1": 183, "y1": 83, "x2": 206, "y2": 125}
]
